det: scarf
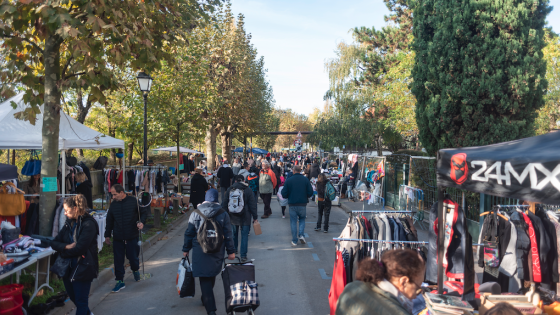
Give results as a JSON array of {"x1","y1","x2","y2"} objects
[{"x1": 377, "y1": 279, "x2": 413, "y2": 313}]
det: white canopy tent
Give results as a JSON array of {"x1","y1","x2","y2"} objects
[
  {"x1": 152, "y1": 146, "x2": 203, "y2": 154},
  {"x1": 0, "y1": 93, "x2": 126, "y2": 196}
]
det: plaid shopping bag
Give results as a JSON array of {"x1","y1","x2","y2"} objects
[{"x1": 230, "y1": 281, "x2": 260, "y2": 306}]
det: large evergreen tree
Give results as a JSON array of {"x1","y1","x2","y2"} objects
[{"x1": 410, "y1": 0, "x2": 551, "y2": 155}]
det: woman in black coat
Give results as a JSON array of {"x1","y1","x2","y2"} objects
[
  {"x1": 190, "y1": 168, "x2": 209, "y2": 209},
  {"x1": 75, "y1": 172, "x2": 93, "y2": 209},
  {"x1": 49, "y1": 195, "x2": 99, "y2": 315}
]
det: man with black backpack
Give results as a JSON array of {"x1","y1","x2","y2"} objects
[
  {"x1": 221, "y1": 175, "x2": 258, "y2": 262},
  {"x1": 182, "y1": 189, "x2": 235, "y2": 315}
]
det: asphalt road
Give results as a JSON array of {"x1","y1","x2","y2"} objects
[{"x1": 82, "y1": 196, "x2": 353, "y2": 315}]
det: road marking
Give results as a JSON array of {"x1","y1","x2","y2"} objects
[
  {"x1": 307, "y1": 242, "x2": 314, "y2": 248},
  {"x1": 312, "y1": 253, "x2": 320, "y2": 261},
  {"x1": 319, "y1": 269, "x2": 331, "y2": 280}
]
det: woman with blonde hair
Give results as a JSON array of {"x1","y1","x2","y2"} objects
[{"x1": 49, "y1": 195, "x2": 99, "y2": 315}]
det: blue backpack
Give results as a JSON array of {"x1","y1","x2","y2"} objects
[{"x1": 326, "y1": 181, "x2": 336, "y2": 201}]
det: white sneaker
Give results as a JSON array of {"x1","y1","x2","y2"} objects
[
  {"x1": 299, "y1": 236, "x2": 306, "y2": 244},
  {"x1": 282, "y1": 215, "x2": 285, "y2": 219},
  {"x1": 291, "y1": 241, "x2": 297, "y2": 246}
]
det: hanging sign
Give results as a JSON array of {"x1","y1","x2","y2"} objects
[
  {"x1": 42, "y1": 177, "x2": 57, "y2": 192},
  {"x1": 297, "y1": 131, "x2": 302, "y2": 138},
  {"x1": 179, "y1": 164, "x2": 184, "y2": 171}
]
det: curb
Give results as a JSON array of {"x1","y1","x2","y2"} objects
[{"x1": 51, "y1": 211, "x2": 191, "y2": 315}]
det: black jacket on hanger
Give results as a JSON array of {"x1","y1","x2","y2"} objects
[
  {"x1": 527, "y1": 211, "x2": 551, "y2": 284},
  {"x1": 536, "y1": 205, "x2": 559, "y2": 284}
]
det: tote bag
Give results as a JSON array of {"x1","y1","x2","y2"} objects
[
  {"x1": 0, "y1": 182, "x2": 26, "y2": 216},
  {"x1": 21, "y1": 150, "x2": 41, "y2": 176}
]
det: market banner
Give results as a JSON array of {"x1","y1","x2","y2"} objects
[{"x1": 437, "y1": 131, "x2": 560, "y2": 205}]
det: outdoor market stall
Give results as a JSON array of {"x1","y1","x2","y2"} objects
[
  {"x1": 433, "y1": 131, "x2": 560, "y2": 312},
  {"x1": 0, "y1": 92, "x2": 126, "y2": 197}
]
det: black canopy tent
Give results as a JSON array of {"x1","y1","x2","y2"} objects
[
  {"x1": 435, "y1": 131, "x2": 560, "y2": 294},
  {"x1": 0, "y1": 163, "x2": 18, "y2": 182}
]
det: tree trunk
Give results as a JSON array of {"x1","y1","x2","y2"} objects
[
  {"x1": 221, "y1": 130, "x2": 231, "y2": 163},
  {"x1": 377, "y1": 135, "x2": 383, "y2": 157},
  {"x1": 127, "y1": 142, "x2": 134, "y2": 166},
  {"x1": 39, "y1": 35, "x2": 62, "y2": 236},
  {"x1": 205, "y1": 124, "x2": 217, "y2": 171}
]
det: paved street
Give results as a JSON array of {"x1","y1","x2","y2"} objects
[{"x1": 71, "y1": 197, "x2": 355, "y2": 315}]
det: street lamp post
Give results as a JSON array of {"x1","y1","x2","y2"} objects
[{"x1": 137, "y1": 72, "x2": 153, "y2": 167}]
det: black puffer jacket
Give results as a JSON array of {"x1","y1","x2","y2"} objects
[
  {"x1": 76, "y1": 180, "x2": 93, "y2": 209},
  {"x1": 50, "y1": 213, "x2": 99, "y2": 282},
  {"x1": 105, "y1": 196, "x2": 147, "y2": 240}
]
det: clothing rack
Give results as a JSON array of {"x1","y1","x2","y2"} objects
[
  {"x1": 333, "y1": 238, "x2": 428, "y2": 245},
  {"x1": 23, "y1": 194, "x2": 79, "y2": 197},
  {"x1": 350, "y1": 210, "x2": 413, "y2": 214}
]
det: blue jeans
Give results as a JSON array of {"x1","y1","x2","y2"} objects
[
  {"x1": 63, "y1": 276, "x2": 92, "y2": 315},
  {"x1": 289, "y1": 206, "x2": 306, "y2": 243},
  {"x1": 231, "y1": 225, "x2": 250, "y2": 258}
]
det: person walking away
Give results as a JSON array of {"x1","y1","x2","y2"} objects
[
  {"x1": 277, "y1": 185, "x2": 289, "y2": 218},
  {"x1": 190, "y1": 168, "x2": 209, "y2": 209},
  {"x1": 315, "y1": 173, "x2": 332, "y2": 233},
  {"x1": 321, "y1": 158, "x2": 329, "y2": 170},
  {"x1": 310, "y1": 158, "x2": 321, "y2": 180},
  {"x1": 75, "y1": 172, "x2": 93, "y2": 209},
  {"x1": 281, "y1": 165, "x2": 313, "y2": 246},
  {"x1": 238, "y1": 162, "x2": 250, "y2": 180},
  {"x1": 247, "y1": 167, "x2": 260, "y2": 203},
  {"x1": 259, "y1": 161, "x2": 277, "y2": 219},
  {"x1": 48, "y1": 195, "x2": 99, "y2": 315},
  {"x1": 182, "y1": 189, "x2": 235, "y2": 315},
  {"x1": 105, "y1": 184, "x2": 147, "y2": 292},
  {"x1": 24, "y1": 174, "x2": 41, "y2": 204},
  {"x1": 217, "y1": 160, "x2": 234, "y2": 203},
  {"x1": 231, "y1": 158, "x2": 242, "y2": 176},
  {"x1": 335, "y1": 249, "x2": 425, "y2": 315},
  {"x1": 221, "y1": 175, "x2": 258, "y2": 262},
  {"x1": 271, "y1": 158, "x2": 282, "y2": 194}
]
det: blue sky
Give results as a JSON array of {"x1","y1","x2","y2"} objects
[{"x1": 232, "y1": 0, "x2": 560, "y2": 115}]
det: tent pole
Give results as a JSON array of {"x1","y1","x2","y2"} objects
[
  {"x1": 437, "y1": 186, "x2": 445, "y2": 294},
  {"x1": 62, "y1": 150, "x2": 66, "y2": 198},
  {"x1": 122, "y1": 144, "x2": 126, "y2": 190}
]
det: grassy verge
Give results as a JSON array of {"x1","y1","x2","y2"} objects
[{"x1": 97, "y1": 211, "x2": 185, "y2": 270}]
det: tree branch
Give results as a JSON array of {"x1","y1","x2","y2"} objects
[
  {"x1": 0, "y1": 34, "x2": 44, "y2": 54},
  {"x1": 61, "y1": 56, "x2": 74, "y2": 79}
]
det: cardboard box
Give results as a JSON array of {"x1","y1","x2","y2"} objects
[{"x1": 480, "y1": 294, "x2": 542, "y2": 315}]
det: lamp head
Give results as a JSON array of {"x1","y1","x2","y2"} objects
[{"x1": 137, "y1": 71, "x2": 153, "y2": 93}]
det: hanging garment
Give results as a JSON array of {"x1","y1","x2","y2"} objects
[
  {"x1": 509, "y1": 211, "x2": 531, "y2": 283},
  {"x1": 536, "y1": 206, "x2": 559, "y2": 284},
  {"x1": 430, "y1": 199, "x2": 476, "y2": 300},
  {"x1": 521, "y1": 211, "x2": 542, "y2": 283},
  {"x1": 527, "y1": 211, "x2": 551, "y2": 284},
  {"x1": 547, "y1": 213, "x2": 560, "y2": 279}
]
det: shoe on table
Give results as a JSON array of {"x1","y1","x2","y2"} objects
[
  {"x1": 112, "y1": 281, "x2": 125, "y2": 293},
  {"x1": 133, "y1": 271, "x2": 141, "y2": 282},
  {"x1": 314, "y1": 227, "x2": 321, "y2": 231},
  {"x1": 299, "y1": 236, "x2": 306, "y2": 244},
  {"x1": 261, "y1": 215, "x2": 269, "y2": 219}
]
